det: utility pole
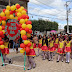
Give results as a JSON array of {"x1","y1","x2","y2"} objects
[
  {"x1": 65, "y1": 1, "x2": 71, "y2": 33},
  {"x1": 9, "y1": 0, "x2": 10, "y2": 6}
]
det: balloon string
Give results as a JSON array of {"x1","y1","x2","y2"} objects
[
  {"x1": 0, "y1": 50, "x2": 4, "y2": 66},
  {"x1": 24, "y1": 51, "x2": 26, "y2": 70}
]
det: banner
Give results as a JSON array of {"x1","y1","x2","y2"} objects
[{"x1": 5, "y1": 19, "x2": 20, "y2": 40}]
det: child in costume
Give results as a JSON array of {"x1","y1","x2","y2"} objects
[
  {"x1": 65, "y1": 36, "x2": 72, "y2": 63},
  {"x1": 2, "y1": 38, "x2": 12, "y2": 66},
  {"x1": 54, "y1": 34, "x2": 59, "y2": 49},
  {"x1": 38, "y1": 35, "x2": 42, "y2": 56},
  {"x1": 48, "y1": 37, "x2": 55, "y2": 61},
  {"x1": 41, "y1": 35, "x2": 48, "y2": 60},
  {"x1": 26, "y1": 38, "x2": 36, "y2": 70},
  {"x1": 57, "y1": 37, "x2": 65, "y2": 62}
]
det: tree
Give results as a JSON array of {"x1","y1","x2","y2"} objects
[
  {"x1": 31, "y1": 20, "x2": 58, "y2": 32},
  {"x1": 64, "y1": 25, "x2": 72, "y2": 33}
]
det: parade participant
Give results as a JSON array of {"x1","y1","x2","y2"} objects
[
  {"x1": 54, "y1": 34, "x2": 59, "y2": 49},
  {"x1": 57, "y1": 37, "x2": 65, "y2": 62},
  {"x1": 26, "y1": 38, "x2": 36, "y2": 70},
  {"x1": 2, "y1": 38, "x2": 12, "y2": 66},
  {"x1": 38, "y1": 35, "x2": 42, "y2": 56},
  {"x1": 65, "y1": 36, "x2": 72, "y2": 63},
  {"x1": 14, "y1": 39, "x2": 19, "y2": 53},
  {"x1": 41, "y1": 35, "x2": 48, "y2": 60},
  {"x1": 48, "y1": 37, "x2": 55, "y2": 61},
  {"x1": 70, "y1": 36, "x2": 72, "y2": 59}
]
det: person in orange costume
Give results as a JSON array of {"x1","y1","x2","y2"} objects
[
  {"x1": 48, "y1": 37, "x2": 56, "y2": 61},
  {"x1": 26, "y1": 38, "x2": 36, "y2": 70},
  {"x1": 57, "y1": 37, "x2": 65, "y2": 62},
  {"x1": 65, "y1": 36, "x2": 72, "y2": 63}
]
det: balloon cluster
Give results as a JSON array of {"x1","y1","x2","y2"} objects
[{"x1": 0, "y1": 4, "x2": 32, "y2": 52}]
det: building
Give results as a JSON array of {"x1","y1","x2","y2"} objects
[{"x1": 0, "y1": 0, "x2": 29, "y2": 12}]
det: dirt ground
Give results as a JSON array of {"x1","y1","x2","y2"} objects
[{"x1": 0, "y1": 50, "x2": 72, "y2": 72}]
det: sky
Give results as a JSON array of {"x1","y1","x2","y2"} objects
[{"x1": 28, "y1": 0, "x2": 72, "y2": 29}]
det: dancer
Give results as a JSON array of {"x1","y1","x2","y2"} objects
[
  {"x1": 2, "y1": 38, "x2": 12, "y2": 66},
  {"x1": 26, "y1": 38, "x2": 36, "y2": 70},
  {"x1": 41, "y1": 35, "x2": 48, "y2": 60},
  {"x1": 38, "y1": 35, "x2": 42, "y2": 56},
  {"x1": 57, "y1": 37, "x2": 65, "y2": 62},
  {"x1": 48, "y1": 37, "x2": 55, "y2": 61},
  {"x1": 65, "y1": 36, "x2": 72, "y2": 63}
]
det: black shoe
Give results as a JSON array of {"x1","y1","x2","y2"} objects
[
  {"x1": 57, "y1": 61, "x2": 59, "y2": 62},
  {"x1": 1, "y1": 64, "x2": 5, "y2": 66},
  {"x1": 48, "y1": 60, "x2": 51, "y2": 61},
  {"x1": 62, "y1": 61, "x2": 63, "y2": 62},
  {"x1": 9, "y1": 59, "x2": 12, "y2": 64},
  {"x1": 68, "y1": 62, "x2": 70, "y2": 64}
]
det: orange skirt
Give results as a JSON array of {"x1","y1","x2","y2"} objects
[
  {"x1": 41, "y1": 46, "x2": 48, "y2": 51},
  {"x1": 48, "y1": 47, "x2": 56, "y2": 52},
  {"x1": 54, "y1": 43, "x2": 58, "y2": 49},
  {"x1": 0, "y1": 49, "x2": 5, "y2": 54},
  {"x1": 26, "y1": 49, "x2": 36, "y2": 56},
  {"x1": 38, "y1": 44, "x2": 42, "y2": 48},
  {"x1": 57, "y1": 48, "x2": 65, "y2": 54},
  {"x1": 65, "y1": 47, "x2": 71, "y2": 52},
  {"x1": 4, "y1": 48, "x2": 9, "y2": 54},
  {"x1": 33, "y1": 43, "x2": 37, "y2": 48}
]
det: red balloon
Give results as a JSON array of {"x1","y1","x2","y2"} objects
[
  {"x1": 2, "y1": 16, "x2": 7, "y2": 20},
  {"x1": 2, "y1": 26, "x2": 5, "y2": 30},
  {"x1": 15, "y1": 12, "x2": 18, "y2": 16},
  {"x1": 13, "y1": 10, "x2": 16, "y2": 13},
  {"x1": 26, "y1": 15, "x2": 29, "y2": 19},
  {"x1": 27, "y1": 43, "x2": 31, "y2": 47},
  {"x1": 21, "y1": 15, "x2": 26, "y2": 19},
  {"x1": 3, "y1": 9, "x2": 5, "y2": 12},
  {"x1": 0, "y1": 37, "x2": 2, "y2": 41},
  {"x1": 16, "y1": 5, "x2": 20, "y2": 9},
  {"x1": 20, "y1": 28, "x2": 24, "y2": 31},
  {"x1": 0, "y1": 31, "x2": 3, "y2": 36},
  {"x1": 23, "y1": 9, "x2": 27, "y2": 12},
  {"x1": 0, "y1": 18, "x2": 2, "y2": 21},
  {"x1": 18, "y1": 17, "x2": 22, "y2": 21},
  {"x1": 10, "y1": 11, "x2": 13, "y2": 14},
  {"x1": 26, "y1": 21, "x2": 32, "y2": 25},
  {"x1": 18, "y1": 24, "x2": 22, "y2": 28},
  {"x1": 25, "y1": 47, "x2": 30, "y2": 53},
  {"x1": 25, "y1": 28, "x2": 29, "y2": 32},
  {"x1": 1, "y1": 35, "x2": 5, "y2": 38},
  {"x1": 22, "y1": 35, "x2": 27, "y2": 40},
  {"x1": 20, "y1": 43, "x2": 25, "y2": 48},
  {"x1": 28, "y1": 30, "x2": 32, "y2": 34},
  {"x1": 0, "y1": 41, "x2": 3, "y2": 45}
]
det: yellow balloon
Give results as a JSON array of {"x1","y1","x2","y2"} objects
[
  {"x1": 24, "y1": 40, "x2": 28, "y2": 45},
  {"x1": 27, "y1": 24, "x2": 32, "y2": 29},
  {"x1": 6, "y1": 15, "x2": 10, "y2": 19},
  {"x1": 5, "y1": 10, "x2": 10, "y2": 15},
  {"x1": 20, "y1": 30, "x2": 26, "y2": 35},
  {"x1": 0, "y1": 26, "x2": 2, "y2": 31},
  {"x1": 21, "y1": 10, "x2": 26, "y2": 15},
  {"x1": 17, "y1": 12, "x2": 21, "y2": 17},
  {"x1": 1, "y1": 45, "x2": 5, "y2": 49},
  {"x1": 21, "y1": 6, "x2": 24, "y2": 10},
  {"x1": 2, "y1": 30, "x2": 5, "y2": 34},
  {"x1": 11, "y1": 5, "x2": 16, "y2": 11},
  {"x1": 22, "y1": 24, "x2": 26, "y2": 29},
  {"x1": 6, "y1": 5, "x2": 11, "y2": 10},
  {"x1": 17, "y1": 8, "x2": 22, "y2": 12},
  {"x1": 21, "y1": 35, "x2": 23, "y2": 38},
  {"x1": 2, "y1": 20, "x2": 6, "y2": 26},
  {"x1": 0, "y1": 12, "x2": 5, "y2": 17},
  {"x1": 27, "y1": 33, "x2": 31, "y2": 38},
  {"x1": 19, "y1": 19, "x2": 25, "y2": 24},
  {"x1": 14, "y1": 17, "x2": 18, "y2": 20},
  {"x1": 28, "y1": 40, "x2": 30, "y2": 43},
  {"x1": 10, "y1": 15, "x2": 14, "y2": 19},
  {"x1": 25, "y1": 19, "x2": 28, "y2": 22},
  {"x1": 20, "y1": 49, "x2": 25, "y2": 53},
  {"x1": 15, "y1": 3, "x2": 19, "y2": 6}
]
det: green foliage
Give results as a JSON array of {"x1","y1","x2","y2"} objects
[
  {"x1": 31, "y1": 20, "x2": 58, "y2": 32},
  {"x1": 64, "y1": 25, "x2": 72, "y2": 33}
]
